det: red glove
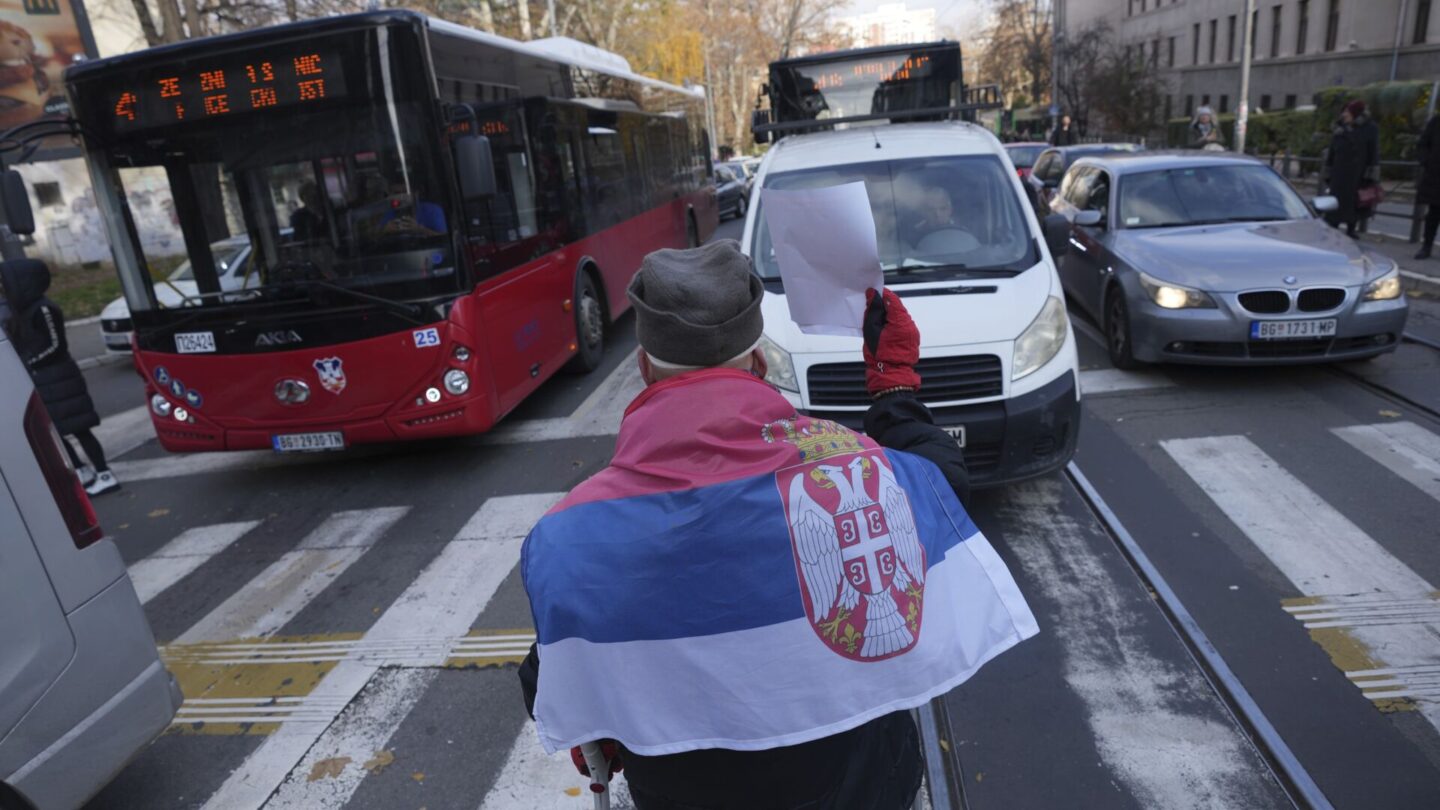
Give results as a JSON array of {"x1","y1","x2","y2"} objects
[
  {"x1": 863, "y1": 288, "x2": 921, "y2": 396},
  {"x1": 569, "y1": 740, "x2": 624, "y2": 777}
]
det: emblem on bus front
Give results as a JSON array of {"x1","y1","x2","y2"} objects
[
  {"x1": 274, "y1": 379, "x2": 310, "y2": 405},
  {"x1": 313, "y1": 357, "x2": 347, "y2": 395}
]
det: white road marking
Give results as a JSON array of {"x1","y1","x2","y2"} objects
[
  {"x1": 1078, "y1": 368, "x2": 1174, "y2": 396},
  {"x1": 1163, "y1": 435, "x2": 1440, "y2": 725},
  {"x1": 1332, "y1": 421, "x2": 1440, "y2": 503},
  {"x1": 95, "y1": 404, "x2": 156, "y2": 460},
  {"x1": 209, "y1": 494, "x2": 561, "y2": 810},
  {"x1": 999, "y1": 479, "x2": 1278, "y2": 809},
  {"x1": 128, "y1": 520, "x2": 261, "y2": 604},
  {"x1": 483, "y1": 351, "x2": 642, "y2": 444},
  {"x1": 478, "y1": 720, "x2": 635, "y2": 810},
  {"x1": 111, "y1": 449, "x2": 329, "y2": 484},
  {"x1": 162, "y1": 633, "x2": 536, "y2": 666},
  {"x1": 175, "y1": 508, "x2": 407, "y2": 645}
]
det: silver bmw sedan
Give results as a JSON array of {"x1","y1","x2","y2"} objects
[{"x1": 1050, "y1": 151, "x2": 1408, "y2": 367}]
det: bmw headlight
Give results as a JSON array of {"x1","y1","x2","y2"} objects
[
  {"x1": 1362, "y1": 267, "x2": 1402, "y2": 301},
  {"x1": 758, "y1": 334, "x2": 798, "y2": 392},
  {"x1": 1013, "y1": 296, "x2": 1069, "y2": 381},
  {"x1": 1138, "y1": 271, "x2": 1217, "y2": 309}
]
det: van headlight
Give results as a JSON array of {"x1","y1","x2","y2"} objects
[
  {"x1": 1362, "y1": 267, "x2": 1402, "y2": 301},
  {"x1": 758, "y1": 334, "x2": 798, "y2": 392},
  {"x1": 1138, "y1": 271, "x2": 1216, "y2": 309},
  {"x1": 1013, "y1": 296, "x2": 1068, "y2": 381}
]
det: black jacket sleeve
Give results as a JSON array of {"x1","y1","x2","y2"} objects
[
  {"x1": 864, "y1": 392, "x2": 970, "y2": 507},
  {"x1": 519, "y1": 642, "x2": 540, "y2": 719},
  {"x1": 23, "y1": 301, "x2": 65, "y2": 368}
]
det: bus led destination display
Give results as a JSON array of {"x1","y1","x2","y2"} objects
[{"x1": 109, "y1": 49, "x2": 345, "y2": 131}]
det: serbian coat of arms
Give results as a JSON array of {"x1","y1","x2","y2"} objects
[
  {"x1": 767, "y1": 418, "x2": 926, "y2": 661},
  {"x1": 313, "y1": 356, "x2": 347, "y2": 395}
]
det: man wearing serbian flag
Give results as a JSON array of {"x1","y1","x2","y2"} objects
[{"x1": 519, "y1": 240, "x2": 1038, "y2": 809}]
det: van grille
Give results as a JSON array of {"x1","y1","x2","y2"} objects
[{"x1": 807, "y1": 355, "x2": 1003, "y2": 407}]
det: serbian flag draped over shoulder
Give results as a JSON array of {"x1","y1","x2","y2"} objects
[{"x1": 522, "y1": 369, "x2": 1039, "y2": 756}]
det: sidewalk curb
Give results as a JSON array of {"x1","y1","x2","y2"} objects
[
  {"x1": 1401, "y1": 269, "x2": 1440, "y2": 297},
  {"x1": 69, "y1": 314, "x2": 102, "y2": 326},
  {"x1": 77, "y1": 352, "x2": 128, "y2": 371}
]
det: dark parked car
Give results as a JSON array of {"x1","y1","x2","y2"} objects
[
  {"x1": 716, "y1": 164, "x2": 749, "y2": 220},
  {"x1": 1003, "y1": 142, "x2": 1047, "y2": 180},
  {"x1": 1027, "y1": 143, "x2": 1145, "y2": 217},
  {"x1": 1050, "y1": 151, "x2": 1407, "y2": 367}
]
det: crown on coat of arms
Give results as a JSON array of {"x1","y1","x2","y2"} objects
[{"x1": 762, "y1": 417, "x2": 863, "y2": 461}]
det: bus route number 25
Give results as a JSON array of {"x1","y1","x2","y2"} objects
[{"x1": 413, "y1": 328, "x2": 440, "y2": 348}]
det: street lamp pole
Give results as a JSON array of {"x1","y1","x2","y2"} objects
[
  {"x1": 1051, "y1": 0, "x2": 1063, "y2": 133},
  {"x1": 1236, "y1": 0, "x2": 1257, "y2": 153}
]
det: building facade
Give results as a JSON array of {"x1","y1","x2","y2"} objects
[
  {"x1": 838, "y1": 2, "x2": 940, "y2": 48},
  {"x1": 1064, "y1": 0, "x2": 1440, "y2": 123}
]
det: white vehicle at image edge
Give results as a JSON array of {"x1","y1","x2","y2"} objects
[
  {"x1": 743, "y1": 122, "x2": 1082, "y2": 487},
  {"x1": 99, "y1": 236, "x2": 255, "y2": 352},
  {"x1": 0, "y1": 333, "x2": 180, "y2": 809}
]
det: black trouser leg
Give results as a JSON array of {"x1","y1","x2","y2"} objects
[
  {"x1": 73, "y1": 428, "x2": 109, "y2": 472},
  {"x1": 62, "y1": 436, "x2": 84, "y2": 469},
  {"x1": 1425, "y1": 206, "x2": 1440, "y2": 251}
]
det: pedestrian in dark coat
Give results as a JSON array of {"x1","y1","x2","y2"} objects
[
  {"x1": 1050, "y1": 114, "x2": 1077, "y2": 146},
  {"x1": 1324, "y1": 99, "x2": 1380, "y2": 238},
  {"x1": 0, "y1": 259, "x2": 120, "y2": 495},
  {"x1": 1414, "y1": 114, "x2": 1440, "y2": 258}
]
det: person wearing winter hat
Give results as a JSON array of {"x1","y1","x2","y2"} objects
[
  {"x1": 517, "y1": 239, "x2": 986, "y2": 809},
  {"x1": 1324, "y1": 99, "x2": 1380, "y2": 237},
  {"x1": 0, "y1": 259, "x2": 119, "y2": 496}
]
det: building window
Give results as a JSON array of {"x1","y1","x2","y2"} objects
[
  {"x1": 1202, "y1": 94, "x2": 1211, "y2": 106},
  {"x1": 1284, "y1": 93, "x2": 1297, "y2": 108},
  {"x1": 1193, "y1": 23, "x2": 1201, "y2": 63},
  {"x1": 1252, "y1": 10, "x2": 1260, "y2": 54},
  {"x1": 1417, "y1": 0, "x2": 1432, "y2": 44},
  {"x1": 1165, "y1": 95, "x2": 1173, "y2": 120},
  {"x1": 33, "y1": 182, "x2": 62, "y2": 208},
  {"x1": 1228, "y1": 15, "x2": 1238, "y2": 61},
  {"x1": 1141, "y1": 0, "x2": 1147, "y2": 11},
  {"x1": 1271, "y1": 5, "x2": 1283, "y2": 57},
  {"x1": 1209, "y1": 19, "x2": 1219, "y2": 62},
  {"x1": 1152, "y1": 37, "x2": 1161, "y2": 66},
  {"x1": 1129, "y1": 0, "x2": 1134, "y2": 16},
  {"x1": 1297, "y1": 0, "x2": 1309, "y2": 54},
  {"x1": 1185, "y1": 94, "x2": 1195, "y2": 116},
  {"x1": 1261, "y1": 93, "x2": 1272, "y2": 110},
  {"x1": 1220, "y1": 94, "x2": 1230, "y2": 113},
  {"x1": 1168, "y1": 36, "x2": 1176, "y2": 66},
  {"x1": 1325, "y1": 0, "x2": 1341, "y2": 50}
]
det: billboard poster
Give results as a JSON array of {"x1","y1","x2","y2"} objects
[{"x1": 0, "y1": 0, "x2": 98, "y2": 161}]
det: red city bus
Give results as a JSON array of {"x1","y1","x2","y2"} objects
[{"x1": 64, "y1": 11, "x2": 718, "y2": 453}]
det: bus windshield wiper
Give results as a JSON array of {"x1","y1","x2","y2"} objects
[{"x1": 280, "y1": 278, "x2": 429, "y2": 325}]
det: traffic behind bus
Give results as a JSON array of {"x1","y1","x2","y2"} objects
[{"x1": 64, "y1": 11, "x2": 717, "y2": 453}]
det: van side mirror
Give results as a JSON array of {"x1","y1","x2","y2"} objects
[
  {"x1": 1043, "y1": 213, "x2": 1070, "y2": 257},
  {"x1": 2, "y1": 170, "x2": 34, "y2": 235},
  {"x1": 1074, "y1": 210, "x2": 1104, "y2": 228},
  {"x1": 1313, "y1": 195, "x2": 1339, "y2": 213},
  {"x1": 453, "y1": 134, "x2": 496, "y2": 200}
]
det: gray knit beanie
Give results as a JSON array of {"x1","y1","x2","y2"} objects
[{"x1": 627, "y1": 239, "x2": 764, "y2": 367}]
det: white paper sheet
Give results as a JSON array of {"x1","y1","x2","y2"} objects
[{"x1": 760, "y1": 182, "x2": 884, "y2": 337}]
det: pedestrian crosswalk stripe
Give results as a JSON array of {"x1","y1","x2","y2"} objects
[
  {"x1": 1164, "y1": 436, "x2": 1440, "y2": 725},
  {"x1": 483, "y1": 352, "x2": 643, "y2": 445},
  {"x1": 162, "y1": 630, "x2": 535, "y2": 666},
  {"x1": 478, "y1": 720, "x2": 636, "y2": 810},
  {"x1": 95, "y1": 404, "x2": 156, "y2": 460},
  {"x1": 1332, "y1": 421, "x2": 1440, "y2": 503},
  {"x1": 207, "y1": 493, "x2": 562, "y2": 810},
  {"x1": 128, "y1": 520, "x2": 261, "y2": 604},
  {"x1": 174, "y1": 507, "x2": 409, "y2": 645}
]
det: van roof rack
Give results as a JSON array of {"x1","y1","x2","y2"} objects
[{"x1": 752, "y1": 84, "x2": 1003, "y2": 141}]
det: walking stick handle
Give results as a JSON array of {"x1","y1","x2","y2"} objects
[{"x1": 580, "y1": 741, "x2": 611, "y2": 810}]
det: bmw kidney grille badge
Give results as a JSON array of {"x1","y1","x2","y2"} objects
[{"x1": 1283, "y1": 275, "x2": 1297, "y2": 285}]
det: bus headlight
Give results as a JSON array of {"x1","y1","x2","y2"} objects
[
  {"x1": 1013, "y1": 296, "x2": 1068, "y2": 381},
  {"x1": 150, "y1": 393, "x2": 172, "y2": 417},
  {"x1": 1138, "y1": 271, "x2": 1216, "y2": 309},
  {"x1": 758, "y1": 334, "x2": 798, "y2": 392},
  {"x1": 1362, "y1": 267, "x2": 1402, "y2": 301},
  {"x1": 173, "y1": 407, "x2": 190, "y2": 422},
  {"x1": 452, "y1": 345, "x2": 472, "y2": 362},
  {"x1": 443, "y1": 369, "x2": 470, "y2": 396}
]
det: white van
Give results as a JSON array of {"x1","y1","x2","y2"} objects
[
  {"x1": 0, "y1": 333, "x2": 181, "y2": 809},
  {"x1": 743, "y1": 122, "x2": 1081, "y2": 487}
]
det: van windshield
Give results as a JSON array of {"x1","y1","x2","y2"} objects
[{"x1": 751, "y1": 154, "x2": 1036, "y2": 280}]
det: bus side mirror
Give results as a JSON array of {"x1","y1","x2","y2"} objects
[
  {"x1": 2, "y1": 170, "x2": 34, "y2": 235},
  {"x1": 454, "y1": 134, "x2": 496, "y2": 200}
]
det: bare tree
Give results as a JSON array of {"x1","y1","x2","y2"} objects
[
  {"x1": 976, "y1": 0, "x2": 1051, "y2": 109},
  {"x1": 1055, "y1": 20, "x2": 1109, "y2": 135},
  {"x1": 1084, "y1": 48, "x2": 1169, "y2": 138}
]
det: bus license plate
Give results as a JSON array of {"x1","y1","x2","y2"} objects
[
  {"x1": 174, "y1": 331, "x2": 216, "y2": 353},
  {"x1": 272, "y1": 432, "x2": 345, "y2": 453},
  {"x1": 1250, "y1": 319, "x2": 1337, "y2": 341},
  {"x1": 941, "y1": 425, "x2": 967, "y2": 448}
]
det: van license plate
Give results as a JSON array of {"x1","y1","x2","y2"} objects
[
  {"x1": 1249, "y1": 319, "x2": 1337, "y2": 340},
  {"x1": 272, "y1": 432, "x2": 345, "y2": 453},
  {"x1": 941, "y1": 425, "x2": 967, "y2": 448}
]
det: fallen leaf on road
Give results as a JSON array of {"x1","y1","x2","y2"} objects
[
  {"x1": 363, "y1": 750, "x2": 395, "y2": 774},
  {"x1": 938, "y1": 739, "x2": 950, "y2": 753},
  {"x1": 1379, "y1": 409, "x2": 1402, "y2": 418},
  {"x1": 975, "y1": 772, "x2": 985, "y2": 782},
  {"x1": 411, "y1": 772, "x2": 425, "y2": 783},
  {"x1": 118, "y1": 523, "x2": 129, "y2": 530},
  {"x1": 147, "y1": 508, "x2": 170, "y2": 518},
  {"x1": 308, "y1": 757, "x2": 351, "y2": 781},
  {"x1": 564, "y1": 787, "x2": 582, "y2": 797}
]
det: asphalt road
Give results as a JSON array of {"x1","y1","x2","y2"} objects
[{"x1": 69, "y1": 216, "x2": 1440, "y2": 809}]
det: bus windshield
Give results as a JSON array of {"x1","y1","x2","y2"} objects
[{"x1": 74, "y1": 25, "x2": 458, "y2": 323}]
